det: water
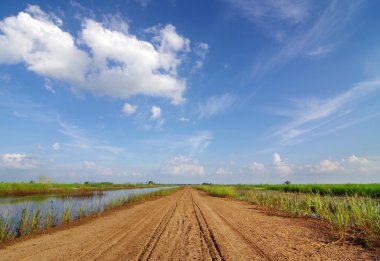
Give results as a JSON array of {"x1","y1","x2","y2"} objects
[{"x1": 0, "y1": 187, "x2": 173, "y2": 230}]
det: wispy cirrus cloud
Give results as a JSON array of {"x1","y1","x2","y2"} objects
[
  {"x1": 255, "y1": 0, "x2": 361, "y2": 76},
  {"x1": 225, "y1": 0, "x2": 310, "y2": 25},
  {"x1": 224, "y1": 0, "x2": 363, "y2": 76},
  {"x1": 198, "y1": 93, "x2": 236, "y2": 118},
  {"x1": 271, "y1": 79, "x2": 380, "y2": 143},
  {"x1": 58, "y1": 120, "x2": 125, "y2": 154}
]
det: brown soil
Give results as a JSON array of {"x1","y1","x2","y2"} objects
[{"x1": 0, "y1": 187, "x2": 378, "y2": 260}]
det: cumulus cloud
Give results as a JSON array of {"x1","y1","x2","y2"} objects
[
  {"x1": 312, "y1": 155, "x2": 370, "y2": 173},
  {"x1": 150, "y1": 106, "x2": 162, "y2": 119},
  {"x1": 313, "y1": 159, "x2": 341, "y2": 173},
  {"x1": 249, "y1": 161, "x2": 265, "y2": 173},
  {"x1": 348, "y1": 154, "x2": 368, "y2": 164},
  {"x1": 215, "y1": 167, "x2": 228, "y2": 176},
  {"x1": 273, "y1": 153, "x2": 293, "y2": 176},
  {"x1": 83, "y1": 161, "x2": 113, "y2": 176},
  {"x1": 0, "y1": 6, "x2": 193, "y2": 104},
  {"x1": 0, "y1": 5, "x2": 89, "y2": 83},
  {"x1": 164, "y1": 155, "x2": 204, "y2": 176},
  {"x1": 122, "y1": 103, "x2": 137, "y2": 116},
  {"x1": 81, "y1": 21, "x2": 188, "y2": 104},
  {"x1": 0, "y1": 153, "x2": 38, "y2": 169},
  {"x1": 52, "y1": 142, "x2": 60, "y2": 151},
  {"x1": 198, "y1": 93, "x2": 236, "y2": 118}
]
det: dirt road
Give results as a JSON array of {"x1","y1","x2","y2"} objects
[{"x1": 0, "y1": 187, "x2": 378, "y2": 260}]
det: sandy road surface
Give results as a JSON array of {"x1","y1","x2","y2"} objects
[{"x1": 0, "y1": 187, "x2": 378, "y2": 260}]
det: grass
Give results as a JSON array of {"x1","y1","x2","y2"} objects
[
  {"x1": 0, "y1": 182, "x2": 172, "y2": 196},
  {"x1": 0, "y1": 187, "x2": 178, "y2": 243},
  {"x1": 196, "y1": 185, "x2": 380, "y2": 247},
  {"x1": 237, "y1": 184, "x2": 380, "y2": 198}
]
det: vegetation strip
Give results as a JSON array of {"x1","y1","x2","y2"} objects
[
  {"x1": 238, "y1": 184, "x2": 380, "y2": 198},
  {"x1": 0, "y1": 187, "x2": 178, "y2": 243},
  {"x1": 0, "y1": 182, "x2": 171, "y2": 196},
  {"x1": 195, "y1": 185, "x2": 380, "y2": 248}
]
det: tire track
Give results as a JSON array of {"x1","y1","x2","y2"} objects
[
  {"x1": 209, "y1": 203, "x2": 272, "y2": 261},
  {"x1": 191, "y1": 192, "x2": 225, "y2": 261},
  {"x1": 137, "y1": 190, "x2": 185, "y2": 261},
  {"x1": 73, "y1": 196, "x2": 173, "y2": 261}
]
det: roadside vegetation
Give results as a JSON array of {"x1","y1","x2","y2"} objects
[
  {"x1": 0, "y1": 187, "x2": 178, "y2": 243},
  {"x1": 196, "y1": 185, "x2": 380, "y2": 248},
  {"x1": 0, "y1": 181, "x2": 169, "y2": 196},
  {"x1": 239, "y1": 184, "x2": 380, "y2": 197}
]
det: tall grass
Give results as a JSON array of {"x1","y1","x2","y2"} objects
[
  {"x1": 0, "y1": 187, "x2": 178, "y2": 244},
  {"x1": 239, "y1": 184, "x2": 380, "y2": 198},
  {"x1": 0, "y1": 182, "x2": 172, "y2": 196},
  {"x1": 196, "y1": 185, "x2": 380, "y2": 247}
]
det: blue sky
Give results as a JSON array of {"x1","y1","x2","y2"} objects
[{"x1": 1, "y1": 0, "x2": 380, "y2": 184}]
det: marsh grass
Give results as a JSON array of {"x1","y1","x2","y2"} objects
[
  {"x1": 0, "y1": 187, "x2": 178, "y2": 244},
  {"x1": 62, "y1": 202, "x2": 71, "y2": 224},
  {"x1": 239, "y1": 184, "x2": 380, "y2": 197},
  {"x1": 17, "y1": 206, "x2": 29, "y2": 236},
  {"x1": 30, "y1": 209, "x2": 42, "y2": 233},
  {"x1": 45, "y1": 207, "x2": 55, "y2": 229},
  {"x1": 0, "y1": 182, "x2": 170, "y2": 196},
  {"x1": 0, "y1": 212, "x2": 13, "y2": 242},
  {"x1": 196, "y1": 185, "x2": 380, "y2": 247}
]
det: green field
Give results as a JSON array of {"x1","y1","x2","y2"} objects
[
  {"x1": 0, "y1": 182, "x2": 168, "y2": 196},
  {"x1": 238, "y1": 184, "x2": 380, "y2": 197},
  {"x1": 196, "y1": 185, "x2": 380, "y2": 247}
]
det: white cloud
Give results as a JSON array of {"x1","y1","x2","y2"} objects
[
  {"x1": 179, "y1": 117, "x2": 190, "y2": 122},
  {"x1": 311, "y1": 155, "x2": 370, "y2": 173},
  {"x1": 164, "y1": 155, "x2": 204, "y2": 176},
  {"x1": 348, "y1": 154, "x2": 368, "y2": 164},
  {"x1": 44, "y1": 78, "x2": 55, "y2": 93},
  {"x1": 198, "y1": 93, "x2": 236, "y2": 118},
  {"x1": 215, "y1": 167, "x2": 228, "y2": 176},
  {"x1": 188, "y1": 131, "x2": 213, "y2": 154},
  {"x1": 249, "y1": 161, "x2": 265, "y2": 173},
  {"x1": 81, "y1": 21, "x2": 188, "y2": 104},
  {"x1": 83, "y1": 161, "x2": 113, "y2": 176},
  {"x1": 52, "y1": 142, "x2": 60, "y2": 151},
  {"x1": 0, "y1": 6, "x2": 193, "y2": 104},
  {"x1": 273, "y1": 153, "x2": 293, "y2": 176},
  {"x1": 135, "y1": 0, "x2": 151, "y2": 8},
  {"x1": 273, "y1": 80, "x2": 380, "y2": 142},
  {"x1": 225, "y1": 0, "x2": 310, "y2": 25},
  {"x1": 193, "y1": 42, "x2": 209, "y2": 70},
  {"x1": 150, "y1": 106, "x2": 162, "y2": 119},
  {"x1": 122, "y1": 103, "x2": 137, "y2": 116},
  {"x1": 307, "y1": 45, "x2": 333, "y2": 57},
  {"x1": 59, "y1": 119, "x2": 125, "y2": 154},
  {"x1": 0, "y1": 5, "x2": 90, "y2": 83},
  {"x1": 313, "y1": 159, "x2": 341, "y2": 173},
  {"x1": 244, "y1": 1, "x2": 363, "y2": 75},
  {"x1": 0, "y1": 153, "x2": 38, "y2": 169}
]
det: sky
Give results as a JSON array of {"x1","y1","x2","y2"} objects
[{"x1": 0, "y1": 0, "x2": 380, "y2": 184}]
